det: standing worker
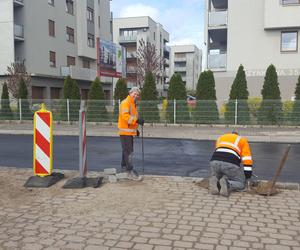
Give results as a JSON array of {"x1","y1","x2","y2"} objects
[
  {"x1": 209, "y1": 130, "x2": 253, "y2": 197},
  {"x1": 118, "y1": 87, "x2": 144, "y2": 180}
]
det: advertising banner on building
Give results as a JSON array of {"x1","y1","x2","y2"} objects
[{"x1": 97, "y1": 38, "x2": 126, "y2": 78}]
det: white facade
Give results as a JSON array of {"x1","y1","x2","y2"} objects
[
  {"x1": 0, "y1": 0, "x2": 113, "y2": 99},
  {"x1": 205, "y1": 0, "x2": 300, "y2": 101},
  {"x1": 170, "y1": 45, "x2": 202, "y2": 91},
  {"x1": 113, "y1": 16, "x2": 170, "y2": 96}
]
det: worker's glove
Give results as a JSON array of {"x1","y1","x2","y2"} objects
[
  {"x1": 244, "y1": 170, "x2": 252, "y2": 179},
  {"x1": 136, "y1": 130, "x2": 140, "y2": 137},
  {"x1": 137, "y1": 118, "x2": 144, "y2": 126}
]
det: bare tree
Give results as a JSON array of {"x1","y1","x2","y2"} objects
[
  {"x1": 136, "y1": 39, "x2": 165, "y2": 87},
  {"x1": 6, "y1": 60, "x2": 31, "y2": 99}
]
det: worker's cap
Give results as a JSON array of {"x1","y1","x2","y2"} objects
[
  {"x1": 129, "y1": 86, "x2": 141, "y2": 94},
  {"x1": 232, "y1": 129, "x2": 239, "y2": 135}
]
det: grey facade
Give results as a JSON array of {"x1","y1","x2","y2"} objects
[
  {"x1": 205, "y1": 0, "x2": 300, "y2": 101},
  {"x1": 170, "y1": 45, "x2": 202, "y2": 91},
  {"x1": 113, "y1": 16, "x2": 170, "y2": 96},
  {"x1": 0, "y1": 0, "x2": 113, "y2": 100}
]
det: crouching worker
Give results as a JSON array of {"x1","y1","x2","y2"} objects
[
  {"x1": 118, "y1": 87, "x2": 144, "y2": 181},
  {"x1": 209, "y1": 130, "x2": 253, "y2": 197}
]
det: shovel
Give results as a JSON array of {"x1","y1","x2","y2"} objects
[{"x1": 255, "y1": 144, "x2": 291, "y2": 196}]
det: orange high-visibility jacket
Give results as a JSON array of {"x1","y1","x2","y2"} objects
[
  {"x1": 211, "y1": 133, "x2": 253, "y2": 172},
  {"x1": 118, "y1": 95, "x2": 138, "y2": 136}
]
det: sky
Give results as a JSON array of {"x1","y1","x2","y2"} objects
[{"x1": 111, "y1": 0, "x2": 205, "y2": 51}]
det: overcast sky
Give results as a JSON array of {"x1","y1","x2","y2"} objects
[{"x1": 111, "y1": 0, "x2": 205, "y2": 51}]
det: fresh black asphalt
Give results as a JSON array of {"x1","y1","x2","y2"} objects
[{"x1": 0, "y1": 134, "x2": 299, "y2": 183}]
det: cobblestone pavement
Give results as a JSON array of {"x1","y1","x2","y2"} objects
[{"x1": 0, "y1": 167, "x2": 300, "y2": 250}]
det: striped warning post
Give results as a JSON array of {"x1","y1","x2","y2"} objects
[
  {"x1": 79, "y1": 102, "x2": 87, "y2": 177},
  {"x1": 33, "y1": 104, "x2": 53, "y2": 176}
]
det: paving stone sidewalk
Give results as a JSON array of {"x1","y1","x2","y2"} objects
[{"x1": 0, "y1": 167, "x2": 300, "y2": 250}]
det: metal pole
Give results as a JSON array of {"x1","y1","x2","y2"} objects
[
  {"x1": 234, "y1": 99, "x2": 238, "y2": 125},
  {"x1": 67, "y1": 98, "x2": 70, "y2": 123},
  {"x1": 174, "y1": 99, "x2": 176, "y2": 125},
  {"x1": 79, "y1": 100, "x2": 87, "y2": 178},
  {"x1": 141, "y1": 124, "x2": 144, "y2": 176},
  {"x1": 19, "y1": 99, "x2": 22, "y2": 121}
]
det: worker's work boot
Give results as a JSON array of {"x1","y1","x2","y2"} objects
[
  {"x1": 219, "y1": 176, "x2": 230, "y2": 197},
  {"x1": 128, "y1": 170, "x2": 142, "y2": 181},
  {"x1": 209, "y1": 176, "x2": 219, "y2": 195}
]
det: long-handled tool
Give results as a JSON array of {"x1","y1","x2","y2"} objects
[
  {"x1": 255, "y1": 144, "x2": 291, "y2": 196},
  {"x1": 141, "y1": 124, "x2": 145, "y2": 176}
]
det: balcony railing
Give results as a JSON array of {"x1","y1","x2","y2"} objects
[
  {"x1": 61, "y1": 66, "x2": 97, "y2": 81},
  {"x1": 208, "y1": 11, "x2": 228, "y2": 27},
  {"x1": 14, "y1": 24, "x2": 24, "y2": 41},
  {"x1": 208, "y1": 53, "x2": 227, "y2": 69},
  {"x1": 13, "y1": 0, "x2": 24, "y2": 6},
  {"x1": 126, "y1": 51, "x2": 137, "y2": 59},
  {"x1": 119, "y1": 35, "x2": 137, "y2": 43},
  {"x1": 174, "y1": 66, "x2": 186, "y2": 72}
]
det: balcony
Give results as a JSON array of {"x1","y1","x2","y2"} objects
[
  {"x1": 14, "y1": 24, "x2": 24, "y2": 41},
  {"x1": 61, "y1": 66, "x2": 96, "y2": 81},
  {"x1": 208, "y1": 11, "x2": 228, "y2": 27},
  {"x1": 164, "y1": 45, "x2": 170, "y2": 58},
  {"x1": 208, "y1": 53, "x2": 227, "y2": 70},
  {"x1": 13, "y1": 0, "x2": 24, "y2": 7},
  {"x1": 119, "y1": 35, "x2": 137, "y2": 44}
]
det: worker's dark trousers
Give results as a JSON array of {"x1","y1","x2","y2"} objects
[
  {"x1": 210, "y1": 160, "x2": 245, "y2": 191},
  {"x1": 120, "y1": 135, "x2": 134, "y2": 171}
]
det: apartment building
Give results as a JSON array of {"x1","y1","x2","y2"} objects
[
  {"x1": 205, "y1": 0, "x2": 300, "y2": 100},
  {"x1": 113, "y1": 16, "x2": 170, "y2": 96},
  {"x1": 170, "y1": 45, "x2": 202, "y2": 91},
  {"x1": 0, "y1": 0, "x2": 113, "y2": 100}
]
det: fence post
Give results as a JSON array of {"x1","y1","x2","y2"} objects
[
  {"x1": 235, "y1": 99, "x2": 238, "y2": 125},
  {"x1": 67, "y1": 98, "x2": 70, "y2": 123},
  {"x1": 19, "y1": 99, "x2": 22, "y2": 121},
  {"x1": 174, "y1": 99, "x2": 176, "y2": 125}
]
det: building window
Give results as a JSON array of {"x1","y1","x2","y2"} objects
[
  {"x1": 48, "y1": 20, "x2": 55, "y2": 37},
  {"x1": 98, "y1": 16, "x2": 100, "y2": 28},
  {"x1": 87, "y1": 7, "x2": 94, "y2": 22},
  {"x1": 88, "y1": 33, "x2": 95, "y2": 48},
  {"x1": 154, "y1": 32, "x2": 156, "y2": 41},
  {"x1": 282, "y1": 0, "x2": 300, "y2": 5},
  {"x1": 66, "y1": 26, "x2": 74, "y2": 43},
  {"x1": 82, "y1": 59, "x2": 90, "y2": 69},
  {"x1": 67, "y1": 56, "x2": 76, "y2": 66},
  {"x1": 66, "y1": 0, "x2": 74, "y2": 15},
  {"x1": 48, "y1": 0, "x2": 54, "y2": 6},
  {"x1": 50, "y1": 51, "x2": 56, "y2": 67},
  {"x1": 281, "y1": 31, "x2": 298, "y2": 52}
]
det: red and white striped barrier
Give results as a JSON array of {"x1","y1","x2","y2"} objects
[{"x1": 33, "y1": 104, "x2": 53, "y2": 176}]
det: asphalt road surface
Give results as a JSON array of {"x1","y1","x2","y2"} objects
[{"x1": 0, "y1": 134, "x2": 299, "y2": 183}]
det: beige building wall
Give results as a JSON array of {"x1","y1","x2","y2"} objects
[{"x1": 205, "y1": 0, "x2": 300, "y2": 101}]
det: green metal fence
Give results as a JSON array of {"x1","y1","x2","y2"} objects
[{"x1": 0, "y1": 99, "x2": 299, "y2": 126}]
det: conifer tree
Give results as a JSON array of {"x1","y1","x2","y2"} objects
[
  {"x1": 0, "y1": 83, "x2": 13, "y2": 119},
  {"x1": 140, "y1": 71, "x2": 159, "y2": 122},
  {"x1": 224, "y1": 65, "x2": 250, "y2": 124},
  {"x1": 17, "y1": 78, "x2": 32, "y2": 120},
  {"x1": 194, "y1": 70, "x2": 219, "y2": 123},
  {"x1": 292, "y1": 75, "x2": 300, "y2": 125},
  {"x1": 87, "y1": 77, "x2": 108, "y2": 122},
  {"x1": 258, "y1": 64, "x2": 282, "y2": 125},
  {"x1": 113, "y1": 78, "x2": 128, "y2": 120},
  {"x1": 166, "y1": 73, "x2": 189, "y2": 123}
]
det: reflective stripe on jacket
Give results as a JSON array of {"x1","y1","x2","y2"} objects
[
  {"x1": 211, "y1": 133, "x2": 253, "y2": 171},
  {"x1": 118, "y1": 95, "x2": 138, "y2": 136}
]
